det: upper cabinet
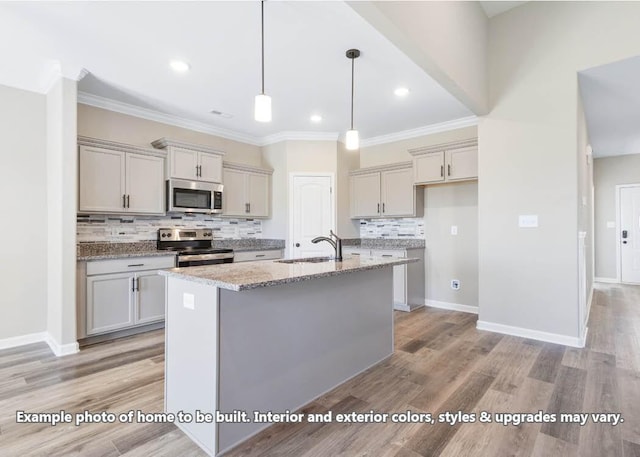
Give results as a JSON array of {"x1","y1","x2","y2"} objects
[
  {"x1": 151, "y1": 138, "x2": 225, "y2": 183},
  {"x1": 410, "y1": 138, "x2": 478, "y2": 185},
  {"x1": 222, "y1": 162, "x2": 273, "y2": 218},
  {"x1": 350, "y1": 162, "x2": 423, "y2": 219},
  {"x1": 78, "y1": 137, "x2": 165, "y2": 215}
]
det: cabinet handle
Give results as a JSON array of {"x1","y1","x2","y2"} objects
[
  {"x1": 448, "y1": 164, "x2": 451, "y2": 176},
  {"x1": 440, "y1": 165, "x2": 444, "y2": 177},
  {"x1": 126, "y1": 195, "x2": 130, "y2": 208},
  {"x1": 255, "y1": 254, "x2": 265, "y2": 258},
  {"x1": 131, "y1": 277, "x2": 136, "y2": 292},
  {"x1": 382, "y1": 254, "x2": 393, "y2": 257},
  {"x1": 382, "y1": 203, "x2": 385, "y2": 213},
  {"x1": 377, "y1": 203, "x2": 380, "y2": 213},
  {"x1": 128, "y1": 263, "x2": 144, "y2": 267},
  {"x1": 248, "y1": 202, "x2": 251, "y2": 213},
  {"x1": 245, "y1": 203, "x2": 250, "y2": 213},
  {"x1": 199, "y1": 165, "x2": 203, "y2": 177},
  {"x1": 123, "y1": 194, "x2": 126, "y2": 208}
]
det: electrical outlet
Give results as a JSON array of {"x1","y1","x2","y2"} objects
[
  {"x1": 451, "y1": 225, "x2": 458, "y2": 235},
  {"x1": 451, "y1": 280, "x2": 460, "y2": 290}
]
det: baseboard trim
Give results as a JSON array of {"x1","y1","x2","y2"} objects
[
  {"x1": 0, "y1": 332, "x2": 48, "y2": 350},
  {"x1": 594, "y1": 277, "x2": 618, "y2": 284},
  {"x1": 426, "y1": 300, "x2": 478, "y2": 315},
  {"x1": 44, "y1": 333, "x2": 79, "y2": 357},
  {"x1": 476, "y1": 320, "x2": 585, "y2": 348}
]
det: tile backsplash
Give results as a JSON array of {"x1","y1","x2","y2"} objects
[
  {"x1": 77, "y1": 214, "x2": 262, "y2": 242},
  {"x1": 359, "y1": 218, "x2": 425, "y2": 239}
]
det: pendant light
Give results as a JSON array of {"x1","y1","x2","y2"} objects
[
  {"x1": 255, "y1": 0, "x2": 272, "y2": 122},
  {"x1": 345, "y1": 49, "x2": 360, "y2": 150}
]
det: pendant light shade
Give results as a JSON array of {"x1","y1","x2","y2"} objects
[
  {"x1": 345, "y1": 49, "x2": 360, "y2": 150},
  {"x1": 255, "y1": 0, "x2": 271, "y2": 123}
]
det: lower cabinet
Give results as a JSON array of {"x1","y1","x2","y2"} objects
[
  {"x1": 82, "y1": 256, "x2": 175, "y2": 337},
  {"x1": 344, "y1": 247, "x2": 425, "y2": 312},
  {"x1": 233, "y1": 249, "x2": 283, "y2": 263}
]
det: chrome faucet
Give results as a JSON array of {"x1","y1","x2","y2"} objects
[{"x1": 311, "y1": 230, "x2": 343, "y2": 261}]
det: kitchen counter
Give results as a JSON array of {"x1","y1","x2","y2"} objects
[
  {"x1": 163, "y1": 254, "x2": 403, "y2": 455},
  {"x1": 159, "y1": 255, "x2": 416, "y2": 291},
  {"x1": 76, "y1": 239, "x2": 285, "y2": 260},
  {"x1": 342, "y1": 238, "x2": 425, "y2": 249}
]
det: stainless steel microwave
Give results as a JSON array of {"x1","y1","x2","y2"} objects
[{"x1": 166, "y1": 179, "x2": 223, "y2": 214}]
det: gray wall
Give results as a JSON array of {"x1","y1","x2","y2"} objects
[
  {"x1": 0, "y1": 84, "x2": 48, "y2": 340},
  {"x1": 424, "y1": 181, "x2": 478, "y2": 307},
  {"x1": 594, "y1": 154, "x2": 640, "y2": 279}
]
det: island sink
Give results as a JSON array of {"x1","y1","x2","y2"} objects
[{"x1": 275, "y1": 256, "x2": 333, "y2": 264}]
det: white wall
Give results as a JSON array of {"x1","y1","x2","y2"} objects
[
  {"x1": 424, "y1": 181, "x2": 478, "y2": 308},
  {"x1": 479, "y1": 2, "x2": 640, "y2": 343},
  {"x1": 0, "y1": 84, "x2": 48, "y2": 341},
  {"x1": 593, "y1": 154, "x2": 640, "y2": 279},
  {"x1": 77, "y1": 104, "x2": 262, "y2": 166},
  {"x1": 349, "y1": 1, "x2": 488, "y2": 114}
]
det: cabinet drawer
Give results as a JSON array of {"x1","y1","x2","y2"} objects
[
  {"x1": 343, "y1": 248, "x2": 370, "y2": 256},
  {"x1": 233, "y1": 250, "x2": 282, "y2": 262},
  {"x1": 87, "y1": 255, "x2": 176, "y2": 276},
  {"x1": 371, "y1": 249, "x2": 406, "y2": 258}
]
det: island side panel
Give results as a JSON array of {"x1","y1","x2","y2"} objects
[
  {"x1": 217, "y1": 267, "x2": 393, "y2": 453},
  {"x1": 165, "y1": 276, "x2": 219, "y2": 456}
]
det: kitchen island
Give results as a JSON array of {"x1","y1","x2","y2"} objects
[{"x1": 160, "y1": 255, "x2": 417, "y2": 456}]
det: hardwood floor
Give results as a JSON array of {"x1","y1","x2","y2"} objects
[{"x1": 1, "y1": 282, "x2": 638, "y2": 456}]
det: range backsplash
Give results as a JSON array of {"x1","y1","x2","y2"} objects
[
  {"x1": 359, "y1": 218, "x2": 424, "y2": 239},
  {"x1": 77, "y1": 214, "x2": 262, "y2": 243}
]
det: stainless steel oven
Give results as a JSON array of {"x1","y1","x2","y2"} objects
[
  {"x1": 157, "y1": 228, "x2": 233, "y2": 267},
  {"x1": 166, "y1": 179, "x2": 223, "y2": 214}
]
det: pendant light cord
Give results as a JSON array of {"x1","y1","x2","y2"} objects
[
  {"x1": 350, "y1": 56, "x2": 355, "y2": 130},
  {"x1": 261, "y1": 0, "x2": 265, "y2": 95}
]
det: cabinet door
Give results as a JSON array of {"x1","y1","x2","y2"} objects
[
  {"x1": 79, "y1": 146, "x2": 126, "y2": 213},
  {"x1": 126, "y1": 153, "x2": 165, "y2": 214},
  {"x1": 169, "y1": 147, "x2": 199, "y2": 180},
  {"x1": 446, "y1": 146, "x2": 478, "y2": 181},
  {"x1": 199, "y1": 152, "x2": 223, "y2": 183},
  {"x1": 135, "y1": 271, "x2": 165, "y2": 324},
  {"x1": 86, "y1": 273, "x2": 134, "y2": 335},
  {"x1": 414, "y1": 151, "x2": 445, "y2": 184},
  {"x1": 222, "y1": 168, "x2": 248, "y2": 216},
  {"x1": 247, "y1": 173, "x2": 269, "y2": 217},
  {"x1": 381, "y1": 168, "x2": 415, "y2": 217},
  {"x1": 350, "y1": 172, "x2": 381, "y2": 218}
]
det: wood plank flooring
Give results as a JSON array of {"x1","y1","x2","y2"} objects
[{"x1": 1, "y1": 282, "x2": 638, "y2": 456}]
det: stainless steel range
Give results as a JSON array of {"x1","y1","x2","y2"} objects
[{"x1": 157, "y1": 228, "x2": 234, "y2": 267}]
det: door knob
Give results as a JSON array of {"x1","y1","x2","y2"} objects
[{"x1": 295, "y1": 243, "x2": 300, "y2": 247}]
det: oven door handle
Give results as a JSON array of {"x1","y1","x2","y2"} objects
[{"x1": 178, "y1": 253, "x2": 234, "y2": 262}]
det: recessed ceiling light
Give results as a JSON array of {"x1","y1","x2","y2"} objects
[
  {"x1": 394, "y1": 87, "x2": 410, "y2": 97},
  {"x1": 210, "y1": 109, "x2": 233, "y2": 119},
  {"x1": 170, "y1": 60, "x2": 190, "y2": 73},
  {"x1": 310, "y1": 114, "x2": 322, "y2": 123}
]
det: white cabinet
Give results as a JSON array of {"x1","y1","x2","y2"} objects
[
  {"x1": 410, "y1": 138, "x2": 478, "y2": 185},
  {"x1": 233, "y1": 249, "x2": 283, "y2": 263},
  {"x1": 78, "y1": 138, "x2": 165, "y2": 215},
  {"x1": 222, "y1": 162, "x2": 272, "y2": 218},
  {"x1": 83, "y1": 256, "x2": 175, "y2": 336},
  {"x1": 350, "y1": 163, "x2": 423, "y2": 219},
  {"x1": 152, "y1": 138, "x2": 225, "y2": 183},
  {"x1": 343, "y1": 247, "x2": 425, "y2": 312}
]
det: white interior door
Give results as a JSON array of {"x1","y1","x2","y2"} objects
[
  {"x1": 291, "y1": 175, "x2": 334, "y2": 259},
  {"x1": 620, "y1": 186, "x2": 640, "y2": 283}
]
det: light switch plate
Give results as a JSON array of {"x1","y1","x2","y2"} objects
[
  {"x1": 451, "y1": 225, "x2": 458, "y2": 235},
  {"x1": 607, "y1": 221, "x2": 616, "y2": 229},
  {"x1": 183, "y1": 293, "x2": 195, "y2": 310},
  {"x1": 519, "y1": 215, "x2": 538, "y2": 228}
]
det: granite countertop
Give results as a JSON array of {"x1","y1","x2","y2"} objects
[
  {"x1": 159, "y1": 255, "x2": 418, "y2": 291},
  {"x1": 77, "y1": 239, "x2": 286, "y2": 261},
  {"x1": 342, "y1": 238, "x2": 425, "y2": 249}
]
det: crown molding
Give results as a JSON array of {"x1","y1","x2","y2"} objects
[
  {"x1": 78, "y1": 92, "x2": 263, "y2": 146},
  {"x1": 260, "y1": 131, "x2": 340, "y2": 146},
  {"x1": 151, "y1": 137, "x2": 225, "y2": 157},
  {"x1": 78, "y1": 135, "x2": 168, "y2": 158},
  {"x1": 349, "y1": 161, "x2": 412, "y2": 176},
  {"x1": 223, "y1": 160, "x2": 273, "y2": 175},
  {"x1": 408, "y1": 137, "x2": 478, "y2": 156},
  {"x1": 359, "y1": 116, "x2": 478, "y2": 148}
]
